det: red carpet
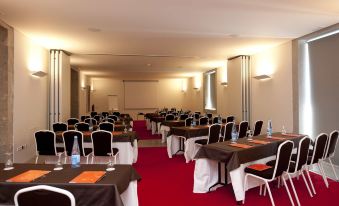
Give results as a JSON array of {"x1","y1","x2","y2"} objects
[
  {"x1": 133, "y1": 120, "x2": 161, "y2": 140},
  {"x1": 134, "y1": 147, "x2": 339, "y2": 206}
]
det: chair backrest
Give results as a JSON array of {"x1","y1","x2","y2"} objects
[
  {"x1": 206, "y1": 113, "x2": 213, "y2": 119},
  {"x1": 80, "y1": 115, "x2": 90, "y2": 122},
  {"x1": 199, "y1": 117, "x2": 209, "y2": 125},
  {"x1": 252, "y1": 120, "x2": 263, "y2": 136},
  {"x1": 90, "y1": 111, "x2": 97, "y2": 117},
  {"x1": 93, "y1": 115, "x2": 101, "y2": 123},
  {"x1": 74, "y1": 123, "x2": 90, "y2": 131},
  {"x1": 271, "y1": 140, "x2": 294, "y2": 179},
  {"x1": 84, "y1": 118, "x2": 97, "y2": 125},
  {"x1": 194, "y1": 113, "x2": 200, "y2": 120},
  {"x1": 62, "y1": 130, "x2": 85, "y2": 156},
  {"x1": 99, "y1": 122, "x2": 114, "y2": 132},
  {"x1": 106, "y1": 118, "x2": 115, "y2": 123},
  {"x1": 179, "y1": 114, "x2": 189, "y2": 120},
  {"x1": 311, "y1": 133, "x2": 329, "y2": 164},
  {"x1": 223, "y1": 122, "x2": 234, "y2": 141},
  {"x1": 108, "y1": 115, "x2": 118, "y2": 122},
  {"x1": 14, "y1": 185, "x2": 75, "y2": 206},
  {"x1": 112, "y1": 111, "x2": 120, "y2": 117},
  {"x1": 238, "y1": 121, "x2": 249, "y2": 138},
  {"x1": 226, "y1": 115, "x2": 234, "y2": 123},
  {"x1": 165, "y1": 114, "x2": 175, "y2": 121},
  {"x1": 67, "y1": 118, "x2": 79, "y2": 126},
  {"x1": 207, "y1": 124, "x2": 222, "y2": 144},
  {"x1": 293, "y1": 136, "x2": 311, "y2": 172},
  {"x1": 160, "y1": 112, "x2": 167, "y2": 117},
  {"x1": 102, "y1": 112, "x2": 109, "y2": 117},
  {"x1": 194, "y1": 111, "x2": 201, "y2": 115},
  {"x1": 325, "y1": 130, "x2": 339, "y2": 158},
  {"x1": 185, "y1": 117, "x2": 193, "y2": 126},
  {"x1": 91, "y1": 130, "x2": 113, "y2": 156},
  {"x1": 52, "y1": 123, "x2": 68, "y2": 132},
  {"x1": 34, "y1": 130, "x2": 56, "y2": 155}
]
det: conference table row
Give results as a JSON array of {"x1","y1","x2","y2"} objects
[{"x1": 0, "y1": 163, "x2": 140, "y2": 206}]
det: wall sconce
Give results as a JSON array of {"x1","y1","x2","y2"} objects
[
  {"x1": 193, "y1": 74, "x2": 201, "y2": 90},
  {"x1": 221, "y1": 82, "x2": 228, "y2": 86},
  {"x1": 31, "y1": 71, "x2": 47, "y2": 78},
  {"x1": 220, "y1": 61, "x2": 228, "y2": 86},
  {"x1": 253, "y1": 74, "x2": 271, "y2": 80},
  {"x1": 181, "y1": 79, "x2": 187, "y2": 92}
]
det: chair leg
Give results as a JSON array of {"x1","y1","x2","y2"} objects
[
  {"x1": 259, "y1": 184, "x2": 263, "y2": 196},
  {"x1": 264, "y1": 181, "x2": 275, "y2": 206},
  {"x1": 243, "y1": 174, "x2": 248, "y2": 204},
  {"x1": 263, "y1": 184, "x2": 267, "y2": 196},
  {"x1": 306, "y1": 166, "x2": 316, "y2": 195},
  {"x1": 300, "y1": 169, "x2": 313, "y2": 197},
  {"x1": 35, "y1": 156, "x2": 39, "y2": 164},
  {"x1": 287, "y1": 173, "x2": 300, "y2": 206},
  {"x1": 329, "y1": 158, "x2": 339, "y2": 181},
  {"x1": 277, "y1": 177, "x2": 281, "y2": 188},
  {"x1": 91, "y1": 156, "x2": 94, "y2": 164},
  {"x1": 318, "y1": 162, "x2": 329, "y2": 188},
  {"x1": 281, "y1": 175, "x2": 295, "y2": 206}
]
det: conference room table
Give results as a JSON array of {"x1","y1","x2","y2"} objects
[
  {"x1": 150, "y1": 116, "x2": 165, "y2": 135},
  {"x1": 55, "y1": 131, "x2": 139, "y2": 164},
  {"x1": 159, "y1": 120, "x2": 185, "y2": 143},
  {"x1": 193, "y1": 132, "x2": 304, "y2": 202},
  {"x1": 0, "y1": 163, "x2": 141, "y2": 206},
  {"x1": 144, "y1": 113, "x2": 158, "y2": 130},
  {"x1": 166, "y1": 125, "x2": 210, "y2": 163}
]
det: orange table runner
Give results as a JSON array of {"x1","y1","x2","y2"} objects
[
  {"x1": 7, "y1": 170, "x2": 50, "y2": 183},
  {"x1": 228, "y1": 143, "x2": 253, "y2": 149},
  {"x1": 70, "y1": 171, "x2": 106, "y2": 184},
  {"x1": 247, "y1": 164, "x2": 272, "y2": 171},
  {"x1": 249, "y1": 139, "x2": 270, "y2": 144}
]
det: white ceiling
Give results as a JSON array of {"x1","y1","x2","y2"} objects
[{"x1": 0, "y1": 0, "x2": 338, "y2": 78}]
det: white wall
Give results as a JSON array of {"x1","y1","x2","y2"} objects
[
  {"x1": 60, "y1": 52, "x2": 70, "y2": 122},
  {"x1": 13, "y1": 30, "x2": 49, "y2": 163},
  {"x1": 88, "y1": 77, "x2": 188, "y2": 119},
  {"x1": 251, "y1": 41, "x2": 293, "y2": 132}
]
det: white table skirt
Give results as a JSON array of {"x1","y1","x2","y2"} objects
[
  {"x1": 151, "y1": 121, "x2": 157, "y2": 134},
  {"x1": 193, "y1": 156, "x2": 275, "y2": 201},
  {"x1": 146, "y1": 119, "x2": 151, "y2": 130},
  {"x1": 167, "y1": 135, "x2": 208, "y2": 163},
  {"x1": 160, "y1": 125, "x2": 170, "y2": 143},
  {"x1": 121, "y1": 180, "x2": 139, "y2": 206},
  {"x1": 56, "y1": 140, "x2": 138, "y2": 165}
]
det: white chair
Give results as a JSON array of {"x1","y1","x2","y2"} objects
[
  {"x1": 323, "y1": 130, "x2": 339, "y2": 182},
  {"x1": 14, "y1": 185, "x2": 75, "y2": 206}
]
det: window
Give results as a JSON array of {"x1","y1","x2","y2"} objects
[{"x1": 204, "y1": 69, "x2": 217, "y2": 111}]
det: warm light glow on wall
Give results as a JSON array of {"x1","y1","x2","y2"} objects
[
  {"x1": 90, "y1": 80, "x2": 94, "y2": 91},
  {"x1": 28, "y1": 47, "x2": 45, "y2": 73},
  {"x1": 181, "y1": 79, "x2": 187, "y2": 92},
  {"x1": 193, "y1": 73, "x2": 202, "y2": 90},
  {"x1": 255, "y1": 60, "x2": 274, "y2": 77},
  {"x1": 220, "y1": 60, "x2": 228, "y2": 86}
]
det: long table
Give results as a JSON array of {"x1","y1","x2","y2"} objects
[
  {"x1": 56, "y1": 131, "x2": 139, "y2": 164},
  {"x1": 193, "y1": 133, "x2": 304, "y2": 202},
  {"x1": 159, "y1": 120, "x2": 185, "y2": 143},
  {"x1": 0, "y1": 163, "x2": 141, "y2": 206}
]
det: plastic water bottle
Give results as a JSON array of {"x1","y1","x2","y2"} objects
[
  {"x1": 231, "y1": 122, "x2": 238, "y2": 143},
  {"x1": 89, "y1": 118, "x2": 93, "y2": 131},
  {"x1": 267, "y1": 120, "x2": 273, "y2": 137},
  {"x1": 218, "y1": 115, "x2": 222, "y2": 124},
  {"x1": 71, "y1": 136, "x2": 80, "y2": 168}
]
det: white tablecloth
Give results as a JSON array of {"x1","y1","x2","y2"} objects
[
  {"x1": 160, "y1": 125, "x2": 170, "y2": 143},
  {"x1": 121, "y1": 180, "x2": 139, "y2": 206},
  {"x1": 146, "y1": 119, "x2": 151, "y2": 130},
  {"x1": 167, "y1": 135, "x2": 208, "y2": 163},
  {"x1": 193, "y1": 156, "x2": 275, "y2": 201}
]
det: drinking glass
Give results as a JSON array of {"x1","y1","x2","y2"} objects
[
  {"x1": 54, "y1": 152, "x2": 63, "y2": 171},
  {"x1": 247, "y1": 130, "x2": 254, "y2": 141},
  {"x1": 281, "y1": 126, "x2": 287, "y2": 135},
  {"x1": 4, "y1": 152, "x2": 14, "y2": 170},
  {"x1": 106, "y1": 157, "x2": 115, "y2": 171}
]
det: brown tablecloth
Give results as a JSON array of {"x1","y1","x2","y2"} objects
[
  {"x1": 68, "y1": 125, "x2": 98, "y2": 130},
  {"x1": 169, "y1": 125, "x2": 210, "y2": 139},
  {"x1": 56, "y1": 131, "x2": 138, "y2": 146},
  {"x1": 145, "y1": 113, "x2": 159, "y2": 119},
  {"x1": 194, "y1": 133, "x2": 304, "y2": 172},
  {"x1": 150, "y1": 116, "x2": 165, "y2": 123},
  {"x1": 0, "y1": 163, "x2": 141, "y2": 206},
  {"x1": 161, "y1": 120, "x2": 185, "y2": 128}
]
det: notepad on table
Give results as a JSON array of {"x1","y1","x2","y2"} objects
[
  {"x1": 228, "y1": 143, "x2": 253, "y2": 149},
  {"x1": 248, "y1": 140, "x2": 270, "y2": 144},
  {"x1": 6, "y1": 170, "x2": 50, "y2": 183},
  {"x1": 270, "y1": 136, "x2": 286, "y2": 140},
  {"x1": 282, "y1": 133, "x2": 302, "y2": 137},
  {"x1": 112, "y1": 131, "x2": 123, "y2": 135},
  {"x1": 247, "y1": 164, "x2": 272, "y2": 171},
  {"x1": 70, "y1": 171, "x2": 106, "y2": 183}
]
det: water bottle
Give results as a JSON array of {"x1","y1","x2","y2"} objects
[
  {"x1": 218, "y1": 115, "x2": 222, "y2": 124},
  {"x1": 71, "y1": 136, "x2": 80, "y2": 168},
  {"x1": 267, "y1": 120, "x2": 273, "y2": 137},
  {"x1": 231, "y1": 122, "x2": 238, "y2": 143},
  {"x1": 89, "y1": 118, "x2": 93, "y2": 131}
]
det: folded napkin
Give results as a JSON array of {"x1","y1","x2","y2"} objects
[
  {"x1": 249, "y1": 140, "x2": 270, "y2": 144},
  {"x1": 269, "y1": 136, "x2": 286, "y2": 140},
  {"x1": 247, "y1": 164, "x2": 272, "y2": 171},
  {"x1": 7, "y1": 170, "x2": 50, "y2": 183},
  {"x1": 282, "y1": 133, "x2": 302, "y2": 137},
  {"x1": 228, "y1": 143, "x2": 253, "y2": 149}
]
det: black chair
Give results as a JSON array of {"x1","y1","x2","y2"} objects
[
  {"x1": 206, "y1": 113, "x2": 213, "y2": 119},
  {"x1": 90, "y1": 111, "x2": 97, "y2": 117},
  {"x1": 160, "y1": 112, "x2": 167, "y2": 117},
  {"x1": 179, "y1": 114, "x2": 189, "y2": 120},
  {"x1": 185, "y1": 117, "x2": 193, "y2": 126},
  {"x1": 80, "y1": 115, "x2": 90, "y2": 122},
  {"x1": 84, "y1": 118, "x2": 97, "y2": 126},
  {"x1": 194, "y1": 111, "x2": 201, "y2": 115},
  {"x1": 199, "y1": 117, "x2": 209, "y2": 125},
  {"x1": 323, "y1": 130, "x2": 339, "y2": 181},
  {"x1": 106, "y1": 118, "x2": 115, "y2": 123},
  {"x1": 194, "y1": 113, "x2": 200, "y2": 120},
  {"x1": 93, "y1": 115, "x2": 102, "y2": 123},
  {"x1": 112, "y1": 111, "x2": 121, "y2": 117},
  {"x1": 213, "y1": 116, "x2": 219, "y2": 124},
  {"x1": 195, "y1": 124, "x2": 222, "y2": 146},
  {"x1": 108, "y1": 115, "x2": 119, "y2": 122},
  {"x1": 34, "y1": 130, "x2": 62, "y2": 164},
  {"x1": 52, "y1": 122, "x2": 68, "y2": 132},
  {"x1": 238, "y1": 121, "x2": 249, "y2": 138},
  {"x1": 222, "y1": 122, "x2": 234, "y2": 141},
  {"x1": 14, "y1": 185, "x2": 75, "y2": 206},
  {"x1": 67, "y1": 118, "x2": 79, "y2": 126},
  {"x1": 253, "y1": 120, "x2": 263, "y2": 136},
  {"x1": 306, "y1": 133, "x2": 329, "y2": 193},
  {"x1": 165, "y1": 114, "x2": 175, "y2": 121},
  {"x1": 102, "y1": 112, "x2": 109, "y2": 117},
  {"x1": 226, "y1": 115, "x2": 235, "y2": 123},
  {"x1": 99, "y1": 122, "x2": 114, "y2": 132},
  {"x1": 74, "y1": 122, "x2": 90, "y2": 131},
  {"x1": 243, "y1": 140, "x2": 295, "y2": 206},
  {"x1": 91, "y1": 131, "x2": 119, "y2": 164},
  {"x1": 62, "y1": 130, "x2": 92, "y2": 164}
]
